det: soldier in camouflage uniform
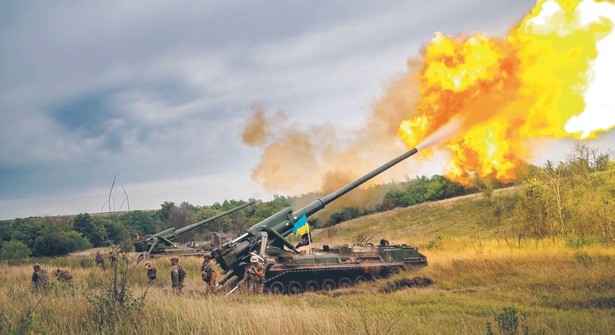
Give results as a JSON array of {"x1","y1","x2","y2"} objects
[
  {"x1": 170, "y1": 256, "x2": 186, "y2": 293},
  {"x1": 95, "y1": 251, "x2": 105, "y2": 268},
  {"x1": 109, "y1": 251, "x2": 118, "y2": 264},
  {"x1": 54, "y1": 268, "x2": 73, "y2": 282},
  {"x1": 200, "y1": 254, "x2": 217, "y2": 294},
  {"x1": 31, "y1": 264, "x2": 50, "y2": 291},
  {"x1": 145, "y1": 262, "x2": 157, "y2": 282},
  {"x1": 245, "y1": 255, "x2": 265, "y2": 294}
]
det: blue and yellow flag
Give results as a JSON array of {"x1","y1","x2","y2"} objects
[{"x1": 291, "y1": 214, "x2": 310, "y2": 236}]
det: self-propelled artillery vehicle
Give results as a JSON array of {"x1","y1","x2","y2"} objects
[
  {"x1": 212, "y1": 148, "x2": 428, "y2": 294},
  {"x1": 134, "y1": 201, "x2": 255, "y2": 259}
]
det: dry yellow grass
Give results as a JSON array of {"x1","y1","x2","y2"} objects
[{"x1": 1, "y1": 242, "x2": 613, "y2": 335}]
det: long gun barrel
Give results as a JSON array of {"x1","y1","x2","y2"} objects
[
  {"x1": 213, "y1": 148, "x2": 419, "y2": 272},
  {"x1": 135, "y1": 201, "x2": 255, "y2": 254},
  {"x1": 175, "y1": 201, "x2": 255, "y2": 236}
]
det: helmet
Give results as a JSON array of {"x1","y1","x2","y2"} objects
[
  {"x1": 170, "y1": 256, "x2": 179, "y2": 262},
  {"x1": 250, "y1": 256, "x2": 258, "y2": 263},
  {"x1": 33, "y1": 263, "x2": 40, "y2": 269},
  {"x1": 203, "y1": 254, "x2": 211, "y2": 260}
]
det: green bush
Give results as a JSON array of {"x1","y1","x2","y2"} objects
[
  {"x1": 0, "y1": 240, "x2": 31, "y2": 259},
  {"x1": 73, "y1": 213, "x2": 107, "y2": 247},
  {"x1": 62, "y1": 231, "x2": 93, "y2": 251},
  {"x1": 32, "y1": 232, "x2": 76, "y2": 257}
]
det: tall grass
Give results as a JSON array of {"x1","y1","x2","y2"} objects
[{"x1": 1, "y1": 243, "x2": 613, "y2": 334}]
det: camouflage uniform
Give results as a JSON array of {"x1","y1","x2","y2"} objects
[
  {"x1": 95, "y1": 251, "x2": 105, "y2": 268},
  {"x1": 245, "y1": 257, "x2": 265, "y2": 294},
  {"x1": 170, "y1": 257, "x2": 186, "y2": 293},
  {"x1": 55, "y1": 269, "x2": 73, "y2": 282},
  {"x1": 145, "y1": 263, "x2": 157, "y2": 282},
  {"x1": 200, "y1": 257, "x2": 217, "y2": 294},
  {"x1": 109, "y1": 251, "x2": 117, "y2": 264},
  {"x1": 32, "y1": 265, "x2": 50, "y2": 291}
]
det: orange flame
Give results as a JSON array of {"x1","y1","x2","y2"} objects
[{"x1": 398, "y1": 0, "x2": 615, "y2": 185}]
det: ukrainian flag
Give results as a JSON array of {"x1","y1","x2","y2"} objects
[{"x1": 292, "y1": 214, "x2": 310, "y2": 236}]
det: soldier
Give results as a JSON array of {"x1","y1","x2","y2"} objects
[
  {"x1": 95, "y1": 250, "x2": 105, "y2": 268},
  {"x1": 295, "y1": 232, "x2": 312, "y2": 249},
  {"x1": 109, "y1": 250, "x2": 118, "y2": 264},
  {"x1": 200, "y1": 254, "x2": 217, "y2": 294},
  {"x1": 170, "y1": 256, "x2": 186, "y2": 293},
  {"x1": 145, "y1": 262, "x2": 157, "y2": 282},
  {"x1": 54, "y1": 268, "x2": 73, "y2": 282},
  {"x1": 31, "y1": 264, "x2": 50, "y2": 291},
  {"x1": 245, "y1": 255, "x2": 265, "y2": 294}
]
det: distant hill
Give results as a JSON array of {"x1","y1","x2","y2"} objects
[{"x1": 313, "y1": 188, "x2": 515, "y2": 247}]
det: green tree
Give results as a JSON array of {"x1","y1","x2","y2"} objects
[
  {"x1": 121, "y1": 211, "x2": 156, "y2": 235},
  {"x1": 195, "y1": 207, "x2": 227, "y2": 232},
  {"x1": 0, "y1": 221, "x2": 12, "y2": 243},
  {"x1": 0, "y1": 240, "x2": 31, "y2": 259},
  {"x1": 329, "y1": 207, "x2": 363, "y2": 225},
  {"x1": 158, "y1": 201, "x2": 175, "y2": 221},
  {"x1": 97, "y1": 218, "x2": 127, "y2": 245},
  {"x1": 10, "y1": 218, "x2": 43, "y2": 248},
  {"x1": 73, "y1": 213, "x2": 107, "y2": 246},
  {"x1": 62, "y1": 231, "x2": 93, "y2": 251}
]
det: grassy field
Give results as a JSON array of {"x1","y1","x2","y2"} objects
[{"x1": 1, "y1": 193, "x2": 613, "y2": 334}]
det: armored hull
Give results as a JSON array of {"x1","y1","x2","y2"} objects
[{"x1": 263, "y1": 243, "x2": 427, "y2": 294}]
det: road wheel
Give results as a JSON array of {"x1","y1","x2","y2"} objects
[
  {"x1": 355, "y1": 276, "x2": 368, "y2": 285},
  {"x1": 338, "y1": 277, "x2": 352, "y2": 289},
  {"x1": 390, "y1": 267, "x2": 402, "y2": 274},
  {"x1": 322, "y1": 279, "x2": 336, "y2": 291},
  {"x1": 305, "y1": 281, "x2": 319, "y2": 292},
  {"x1": 288, "y1": 281, "x2": 303, "y2": 295},
  {"x1": 269, "y1": 281, "x2": 284, "y2": 295}
]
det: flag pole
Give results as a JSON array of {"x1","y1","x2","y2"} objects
[{"x1": 307, "y1": 224, "x2": 312, "y2": 255}]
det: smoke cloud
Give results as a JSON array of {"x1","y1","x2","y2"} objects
[{"x1": 242, "y1": 71, "x2": 424, "y2": 206}]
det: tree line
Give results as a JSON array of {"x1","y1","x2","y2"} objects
[
  {"x1": 2, "y1": 145, "x2": 611, "y2": 259},
  {"x1": 0, "y1": 196, "x2": 293, "y2": 259}
]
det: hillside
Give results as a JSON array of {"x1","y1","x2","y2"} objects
[
  {"x1": 1, "y1": 185, "x2": 614, "y2": 334},
  {"x1": 314, "y1": 188, "x2": 515, "y2": 247}
]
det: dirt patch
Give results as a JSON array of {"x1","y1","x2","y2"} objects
[{"x1": 379, "y1": 276, "x2": 434, "y2": 293}]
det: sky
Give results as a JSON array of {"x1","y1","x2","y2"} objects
[{"x1": 1, "y1": 0, "x2": 613, "y2": 220}]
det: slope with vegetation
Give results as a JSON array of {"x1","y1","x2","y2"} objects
[{"x1": 0, "y1": 145, "x2": 613, "y2": 334}]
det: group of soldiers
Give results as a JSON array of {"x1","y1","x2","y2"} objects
[
  {"x1": 33, "y1": 250, "x2": 267, "y2": 295},
  {"x1": 143, "y1": 253, "x2": 265, "y2": 295},
  {"x1": 31, "y1": 264, "x2": 73, "y2": 291},
  {"x1": 95, "y1": 250, "x2": 125, "y2": 268}
]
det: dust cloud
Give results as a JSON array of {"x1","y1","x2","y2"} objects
[{"x1": 242, "y1": 71, "x2": 425, "y2": 208}]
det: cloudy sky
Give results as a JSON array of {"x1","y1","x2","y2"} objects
[{"x1": 1, "y1": 0, "x2": 613, "y2": 220}]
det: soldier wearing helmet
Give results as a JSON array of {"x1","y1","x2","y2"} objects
[
  {"x1": 95, "y1": 251, "x2": 105, "y2": 269},
  {"x1": 200, "y1": 254, "x2": 217, "y2": 294},
  {"x1": 245, "y1": 255, "x2": 265, "y2": 294},
  {"x1": 54, "y1": 268, "x2": 73, "y2": 282},
  {"x1": 144, "y1": 262, "x2": 157, "y2": 282},
  {"x1": 32, "y1": 264, "x2": 50, "y2": 291},
  {"x1": 170, "y1": 256, "x2": 186, "y2": 293}
]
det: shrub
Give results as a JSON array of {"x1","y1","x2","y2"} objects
[
  {"x1": 32, "y1": 232, "x2": 76, "y2": 257},
  {"x1": 0, "y1": 240, "x2": 31, "y2": 259},
  {"x1": 63, "y1": 231, "x2": 93, "y2": 251}
]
